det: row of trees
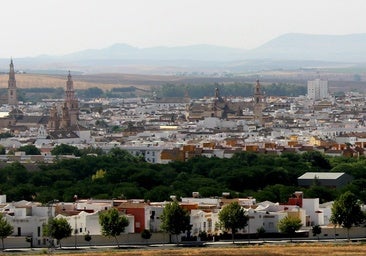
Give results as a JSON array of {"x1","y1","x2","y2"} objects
[
  {"x1": 2, "y1": 147, "x2": 366, "y2": 204},
  {"x1": 10, "y1": 82, "x2": 306, "y2": 103},
  {"x1": 159, "y1": 82, "x2": 306, "y2": 98}
]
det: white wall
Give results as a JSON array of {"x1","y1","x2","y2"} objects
[{"x1": 303, "y1": 198, "x2": 324, "y2": 226}]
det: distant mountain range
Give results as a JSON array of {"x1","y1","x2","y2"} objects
[{"x1": 1, "y1": 33, "x2": 366, "y2": 74}]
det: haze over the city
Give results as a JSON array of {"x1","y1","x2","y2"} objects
[{"x1": 1, "y1": 0, "x2": 366, "y2": 58}]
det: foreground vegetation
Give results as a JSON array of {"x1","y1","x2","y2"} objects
[
  {"x1": 2, "y1": 243, "x2": 366, "y2": 256},
  {"x1": 1, "y1": 146, "x2": 366, "y2": 204},
  {"x1": 74, "y1": 244, "x2": 366, "y2": 256}
]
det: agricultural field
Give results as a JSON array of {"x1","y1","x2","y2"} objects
[
  {"x1": 5, "y1": 243, "x2": 366, "y2": 256},
  {"x1": 0, "y1": 73, "x2": 159, "y2": 91}
]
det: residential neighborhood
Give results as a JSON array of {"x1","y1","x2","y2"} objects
[
  {"x1": 0, "y1": 61, "x2": 366, "y2": 165},
  {"x1": 0, "y1": 189, "x2": 364, "y2": 248},
  {"x1": 0, "y1": 60, "x2": 365, "y2": 249}
]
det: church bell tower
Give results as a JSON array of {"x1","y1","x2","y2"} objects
[
  {"x1": 8, "y1": 59, "x2": 18, "y2": 106},
  {"x1": 253, "y1": 80, "x2": 265, "y2": 125}
]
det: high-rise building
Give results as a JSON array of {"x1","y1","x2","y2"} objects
[
  {"x1": 307, "y1": 78, "x2": 329, "y2": 100},
  {"x1": 7, "y1": 59, "x2": 18, "y2": 106}
]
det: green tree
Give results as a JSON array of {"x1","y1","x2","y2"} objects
[
  {"x1": 78, "y1": 87, "x2": 104, "y2": 99},
  {"x1": 79, "y1": 146, "x2": 104, "y2": 156},
  {"x1": 0, "y1": 216, "x2": 13, "y2": 250},
  {"x1": 99, "y1": 208, "x2": 129, "y2": 248},
  {"x1": 0, "y1": 146, "x2": 5, "y2": 155},
  {"x1": 161, "y1": 201, "x2": 191, "y2": 244},
  {"x1": 108, "y1": 148, "x2": 138, "y2": 162},
  {"x1": 301, "y1": 151, "x2": 331, "y2": 170},
  {"x1": 218, "y1": 202, "x2": 248, "y2": 243},
  {"x1": 18, "y1": 145, "x2": 41, "y2": 155},
  {"x1": 312, "y1": 225, "x2": 322, "y2": 241},
  {"x1": 141, "y1": 229, "x2": 152, "y2": 245},
  {"x1": 92, "y1": 169, "x2": 107, "y2": 181},
  {"x1": 51, "y1": 144, "x2": 81, "y2": 156},
  {"x1": 0, "y1": 132, "x2": 13, "y2": 139},
  {"x1": 278, "y1": 216, "x2": 302, "y2": 242},
  {"x1": 44, "y1": 217, "x2": 72, "y2": 248},
  {"x1": 330, "y1": 191, "x2": 364, "y2": 240}
]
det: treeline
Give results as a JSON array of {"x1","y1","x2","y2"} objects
[
  {"x1": 0, "y1": 148, "x2": 365, "y2": 204},
  {"x1": 15, "y1": 87, "x2": 137, "y2": 102},
  {"x1": 11, "y1": 82, "x2": 306, "y2": 103},
  {"x1": 158, "y1": 82, "x2": 306, "y2": 98}
]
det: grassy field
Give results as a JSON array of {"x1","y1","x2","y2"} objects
[
  {"x1": 0, "y1": 73, "x2": 164, "y2": 91},
  {"x1": 101, "y1": 244, "x2": 366, "y2": 256},
  {"x1": 4, "y1": 243, "x2": 366, "y2": 256}
]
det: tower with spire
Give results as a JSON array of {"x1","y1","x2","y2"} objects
[
  {"x1": 63, "y1": 71, "x2": 79, "y2": 128},
  {"x1": 47, "y1": 71, "x2": 79, "y2": 131},
  {"x1": 253, "y1": 80, "x2": 265, "y2": 125},
  {"x1": 7, "y1": 59, "x2": 18, "y2": 106}
]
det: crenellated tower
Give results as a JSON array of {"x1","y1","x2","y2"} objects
[{"x1": 8, "y1": 59, "x2": 18, "y2": 106}]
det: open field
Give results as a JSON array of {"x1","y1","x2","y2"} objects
[
  {"x1": 0, "y1": 74, "x2": 160, "y2": 91},
  {"x1": 4, "y1": 243, "x2": 366, "y2": 256},
  {"x1": 80, "y1": 244, "x2": 366, "y2": 256}
]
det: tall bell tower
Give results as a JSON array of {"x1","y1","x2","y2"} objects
[
  {"x1": 253, "y1": 80, "x2": 265, "y2": 125},
  {"x1": 8, "y1": 59, "x2": 18, "y2": 106},
  {"x1": 64, "y1": 71, "x2": 79, "y2": 127}
]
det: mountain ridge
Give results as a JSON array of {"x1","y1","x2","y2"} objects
[{"x1": 1, "y1": 33, "x2": 366, "y2": 74}]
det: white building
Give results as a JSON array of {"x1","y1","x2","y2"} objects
[
  {"x1": 246, "y1": 208, "x2": 287, "y2": 233},
  {"x1": 59, "y1": 210, "x2": 135, "y2": 236},
  {"x1": 307, "y1": 79, "x2": 329, "y2": 100},
  {"x1": 2, "y1": 200, "x2": 50, "y2": 247},
  {"x1": 190, "y1": 209, "x2": 219, "y2": 236},
  {"x1": 147, "y1": 204, "x2": 164, "y2": 232},
  {"x1": 302, "y1": 198, "x2": 324, "y2": 226}
]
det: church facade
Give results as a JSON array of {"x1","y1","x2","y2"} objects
[
  {"x1": 186, "y1": 80, "x2": 267, "y2": 125},
  {"x1": 47, "y1": 71, "x2": 79, "y2": 131}
]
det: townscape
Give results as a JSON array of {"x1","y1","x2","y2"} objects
[{"x1": 0, "y1": 59, "x2": 364, "y2": 250}]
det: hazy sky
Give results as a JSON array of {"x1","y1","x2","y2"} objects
[{"x1": 1, "y1": 0, "x2": 365, "y2": 58}]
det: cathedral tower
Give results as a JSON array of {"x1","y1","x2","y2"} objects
[
  {"x1": 8, "y1": 59, "x2": 18, "y2": 106},
  {"x1": 64, "y1": 71, "x2": 79, "y2": 127},
  {"x1": 47, "y1": 105, "x2": 60, "y2": 130},
  {"x1": 253, "y1": 80, "x2": 265, "y2": 125}
]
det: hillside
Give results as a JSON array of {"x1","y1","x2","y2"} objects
[
  {"x1": 247, "y1": 33, "x2": 366, "y2": 62},
  {"x1": 2, "y1": 33, "x2": 366, "y2": 75}
]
